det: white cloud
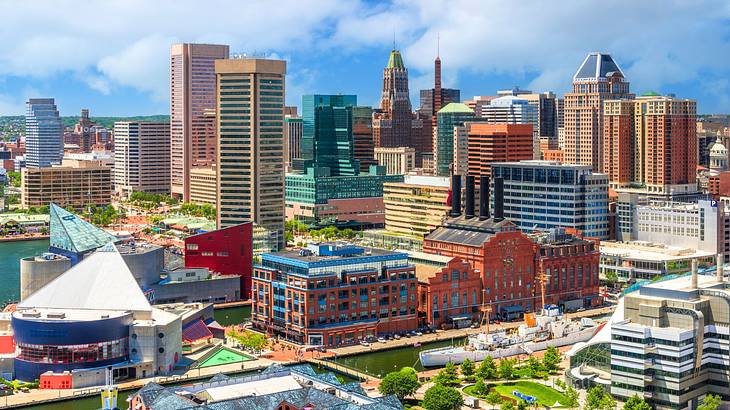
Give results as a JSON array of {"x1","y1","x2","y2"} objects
[{"x1": 0, "y1": 0, "x2": 729, "y2": 110}]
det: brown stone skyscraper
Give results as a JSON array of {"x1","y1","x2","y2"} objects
[
  {"x1": 564, "y1": 52, "x2": 632, "y2": 172},
  {"x1": 170, "y1": 43, "x2": 229, "y2": 201},
  {"x1": 418, "y1": 48, "x2": 460, "y2": 163},
  {"x1": 373, "y1": 49, "x2": 414, "y2": 148}
]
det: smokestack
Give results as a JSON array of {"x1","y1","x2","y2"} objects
[
  {"x1": 464, "y1": 175, "x2": 475, "y2": 219},
  {"x1": 493, "y1": 177, "x2": 504, "y2": 222},
  {"x1": 479, "y1": 175, "x2": 490, "y2": 220},
  {"x1": 691, "y1": 258, "x2": 698, "y2": 289},
  {"x1": 718, "y1": 253, "x2": 724, "y2": 283},
  {"x1": 450, "y1": 175, "x2": 461, "y2": 217}
]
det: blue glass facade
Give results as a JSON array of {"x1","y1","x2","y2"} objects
[{"x1": 300, "y1": 95, "x2": 360, "y2": 176}]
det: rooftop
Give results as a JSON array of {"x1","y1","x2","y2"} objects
[
  {"x1": 49, "y1": 203, "x2": 118, "y2": 254},
  {"x1": 600, "y1": 241, "x2": 714, "y2": 262},
  {"x1": 264, "y1": 242, "x2": 405, "y2": 264},
  {"x1": 386, "y1": 49, "x2": 405, "y2": 70},
  {"x1": 437, "y1": 102, "x2": 474, "y2": 115},
  {"x1": 426, "y1": 216, "x2": 515, "y2": 247},
  {"x1": 18, "y1": 243, "x2": 152, "y2": 313},
  {"x1": 573, "y1": 52, "x2": 625, "y2": 81}
]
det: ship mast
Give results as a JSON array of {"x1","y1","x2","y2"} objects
[
  {"x1": 536, "y1": 260, "x2": 548, "y2": 314},
  {"x1": 480, "y1": 289, "x2": 492, "y2": 334}
]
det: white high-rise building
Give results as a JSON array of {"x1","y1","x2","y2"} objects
[
  {"x1": 113, "y1": 121, "x2": 171, "y2": 198},
  {"x1": 25, "y1": 98, "x2": 63, "y2": 168}
]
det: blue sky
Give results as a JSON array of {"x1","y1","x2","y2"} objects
[{"x1": 1, "y1": 0, "x2": 730, "y2": 116}]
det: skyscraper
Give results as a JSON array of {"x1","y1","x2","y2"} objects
[
  {"x1": 435, "y1": 103, "x2": 475, "y2": 176},
  {"x1": 353, "y1": 106, "x2": 377, "y2": 173},
  {"x1": 215, "y1": 57, "x2": 286, "y2": 249},
  {"x1": 25, "y1": 98, "x2": 63, "y2": 168},
  {"x1": 604, "y1": 94, "x2": 697, "y2": 194},
  {"x1": 113, "y1": 121, "x2": 171, "y2": 198},
  {"x1": 482, "y1": 95, "x2": 539, "y2": 159},
  {"x1": 466, "y1": 123, "x2": 534, "y2": 179},
  {"x1": 298, "y1": 95, "x2": 359, "y2": 176},
  {"x1": 418, "y1": 51, "x2": 460, "y2": 161},
  {"x1": 564, "y1": 52, "x2": 632, "y2": 172},
  {"x1": 170, "y1": 43, "x2": 229, "y2": 201},
  {"x1": 74, "y1": 109, "x2": 96, "y2": 152},
  {"x1": 373, "y1": 50, "x2": 429, "y2": 164}
]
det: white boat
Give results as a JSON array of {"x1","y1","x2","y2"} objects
[{"x1": 419, "y1": 307, "x2": 598, "y2": 367}]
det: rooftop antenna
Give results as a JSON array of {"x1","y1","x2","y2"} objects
[
  {"x1": 392, "y1": 31, "x2": 396, "y2": 50},
  {"x1": 436, "y1": 32, "x2": 440, "y2": 57}
]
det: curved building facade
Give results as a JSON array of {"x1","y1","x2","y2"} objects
[
  {"x1": 19, "y1": 255, "x2": 71, "y2": 301},
  {"x1": 12, "y1": 311, "x2": 132, "y2": 382}
]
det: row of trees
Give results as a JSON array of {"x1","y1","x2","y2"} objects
[
  {"x1": 225, "y1": 329, "x2": 268, "y2": 354},
  {"x1": 285, "y1": 219, "x2": 359, "y2": 244},
  {"x1": 179, "y1": 203, "x2": 216, "y2": 220}
]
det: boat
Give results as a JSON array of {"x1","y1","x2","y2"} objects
[{"x1": 419, "y1": 308, "x2": 598, "y2": 367}]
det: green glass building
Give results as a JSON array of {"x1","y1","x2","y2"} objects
[
  {"x1": 435, "y1": 103, "x2": 475, "y2": 176},
  {"x1": 298, "y1": 94, "x2": 359, "y2": 176}
]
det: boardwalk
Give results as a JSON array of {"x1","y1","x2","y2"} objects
[{"x1": 306, "y1": 358, "x2": 378, "y2": 382}]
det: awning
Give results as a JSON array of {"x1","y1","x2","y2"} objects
[
  {"x1": 450, "y1": 314, "x2": 472, "y2": 321},
  {"x1": 501, "y1": 305, "x2": 524, "y2": 313},
  {"x1": 205, "y1": 320, "x2": 225, "y2": 332},
  {"x1": 183, "y1": 319, "x2": 213, "y2": 343}
]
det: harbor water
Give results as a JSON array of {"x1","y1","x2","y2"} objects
[{"x1": 0, "y1": 239, "x2": 49, "y2": 304}]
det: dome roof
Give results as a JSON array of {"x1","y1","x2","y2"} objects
[{"x1": 710, "y1": 138, "x2": 727, "y2": 156}]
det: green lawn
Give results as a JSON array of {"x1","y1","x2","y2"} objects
[
  {"x1": 198, "y1": 348, "x2": 253, "y2": 368},
  {"x1": 464, "y1": 381, "x2": 568, "y2": 407}
]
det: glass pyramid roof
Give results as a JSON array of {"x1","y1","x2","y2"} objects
[{"x1": 49, "y1": 203, "x2": 118, "y2": 254}]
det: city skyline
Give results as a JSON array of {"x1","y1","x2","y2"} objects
[{"x1": 1, "y1": 1, "x2": 730, "y2": 116}]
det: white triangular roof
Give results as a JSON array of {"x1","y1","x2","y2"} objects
[{"x1": 19, "y1": 242, "x2": 152, "y2": 312}]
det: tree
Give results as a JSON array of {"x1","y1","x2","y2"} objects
[
  {"x1": 423, "y1": 384, "x2": 464, "y2": 410},
  {"x1": 698, "y1": 394, "x2": 722, "y2": 410},
  {"x1": 472, "y1": 378, "x2": 488, "y2": 396},
  {"x1": 461, "y1": 358, "x2": 475, "y2": 380},
  {"x1": 585, "y1": 386, "x2": 616, "y2": 410},
  {"x1": 500, "y1": 400, "x2": 515, "y2": 410},
  {"x1": 623, "y1": 394, "x2": 651, "y2": 410},
  {"x1": 555, "y1": 379, "x2": 566, "y2": 391},
  {"x1": 378, "y1": 368, "x2": 421, "y2": 400},
  {"x1": 516, "y1": 400, "x2": 527, "y2": 410},
  {"x1": 604, "y1": 271, "x2": 619, "y2": 287},
  {"x1": 527, "y1": 356, "x2": 543, "y2": 375},
  {"x1": 434, "y1": 362, "x2": 460, "y2": 386},
  {"x1": 498, "y1": 358, "x2": 515, "y2": 379},
  {"x1": 542, "y1": 346, "x2": 561, "y2": 372},
  {"x1": 564, "y1": 385, "x2": 579, "y2": 408},
  {"x1": 478, "y1": 356, "x2": 498, "y2": 379},
  {"x1": 486, "y1": 391, "x2": 502, "y2": 409}
]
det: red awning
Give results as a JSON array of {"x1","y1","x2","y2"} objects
[{"x1": 182, "y1": 319, "x2": 213, "y2": 343}]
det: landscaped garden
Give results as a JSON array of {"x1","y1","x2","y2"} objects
[{"x1": 464, "y1": 380, "x2": 569, "y2": 407}]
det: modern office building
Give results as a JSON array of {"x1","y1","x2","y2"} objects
[
  {"x1": 600, "y1": 241, "x2": 713, "y2": 282},
  {"x1": 188, "y1": 166, "x2": 217, "y2": 205},
  {"x1": 285, "y1": 166, "x2": 403, "y2": 228},
  {"x1": 352, "y1": 106, "x2": 377, "y2": 173},
  {"x1": 113, "y1": 121, "x2": 171, "y2": 198},
  {"x1": 491, "y1": 161, "x2": 610, "y2": 239},
  {"x1": 21, "y1": 158, "x2": 112, "y2": 209},
  {"x1": 564, "y1": 52, "x2": 632, "y2": 172},
  {"x1": 604, "y1": 94, "x2": 697, "y2": 196},
  {"x1": 170, "y1": 43, "x2": 229, "y2": 201},
  {"x1": 13, "y1": 243, "x2": 182, "y2": 383},
  {"x1": 500, "y1": 89, "x2": 559, "y2": 151},
  {"x1": 466, "y1": 123, "x2": 534, "y2": 178},
  {"x1": 252, "y1": 243, "x2": 418, "y2": 346},
  {"x1": 297, "y1": 94, "x2": 359, "y2": 176},
  {"x1": 435, "y1": 103, "x2": 475, "y2": 176},
  {"x1": 423, "y1": 176, "x2": 601, "y2": 317},
  {"x1": 483, "y1": 94, "x2": 539, "y2": 158},
  {"x1": 284, "y1": 115, "x2": 303, "y2": 171},
  {"x1": 25, "y1": 98, "x2": 63, "y2": 168},
  {"x1": 375, "y1": 146, "x2": 416, "y2": 175},
  {"x1": 129, "y1": 363, "x2": 404, "y2": 410},
  {"x1": 215, "y1": 57, "x2": 286, "y2": 250}
]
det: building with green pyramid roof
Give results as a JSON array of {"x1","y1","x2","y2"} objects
[{"x1": 49, "y1": 203, "x2": 118, "y2": 262}]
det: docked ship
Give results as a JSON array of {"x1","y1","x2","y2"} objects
[{"x1": 419, "y1": 305, "x2": 599, "y2": 367}]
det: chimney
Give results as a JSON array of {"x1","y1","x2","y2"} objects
[
  {"x1": 691, "y1": 258, "x2": 698, "y2": 289},
  {"x1": 718, "y1": 253, "x2": 724, "y2": 283},
  {"x1": 493, "y1": 177, "x2": 504, "y2": 222},
  {"x1": 479, "y1": 175, "x2": 490, "y2": 220},
  {"x1": 450, "y1": 174, "x2": 462, "y2": 217},
  {"x1": 464, "y1": 175, "x2": 475, "y2": 219}
]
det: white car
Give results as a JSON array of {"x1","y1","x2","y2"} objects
[
  {"x1": 377, "y1": 337, "x2": 386, "y2": 343},
  {"x1": 360, "y1": 340, "x2": 370, "y2": 347}
]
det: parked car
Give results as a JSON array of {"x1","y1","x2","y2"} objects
[
  {"x1": 415, "y1": 331, "x2": 423, "y2": 336},
  {"x1": 360, "y1": 340, "x2": 370, "y2": 347},
  {"x1": 393, "y1": 334, "x2": 401, "y2": 340},
  {"x1": 377, "y1": 336, "x2": 386, "y2": 343}
]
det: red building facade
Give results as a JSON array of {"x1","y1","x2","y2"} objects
[
  {"x1": 184, "y1": 222, "x2": 253, "y2": 299},
  {"x1": 417, "y1": 257, "x2": 484, "y2": 329},
  {"x1": 251, "y1": 244, "x2": 418, "y2": 346}
]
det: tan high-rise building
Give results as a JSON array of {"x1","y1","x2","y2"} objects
[
  {"x1": 564, "y1": 52, "x2": 632, "y2": 172},
  {"x1": 189, "y1": 166, "x2": 217, "y2": 205},
  {"x1": 604, "y1": 94, "x2": 697, "y2": 194},
  {"x1": 170, "y1": 43, "x2": 229, "y2": 201},
  {"x1": 21, "y1": 158, "x2": 112, "y2": 209},
  {"x1": 113, "y1": 121, "x2": 171, "y2": 198},
  {"x1": 374, "y1": 146, "x2": 415, "y2": 175},
  {"x1": 215, "y1": 58, "x2": 286, "y2": 250}
]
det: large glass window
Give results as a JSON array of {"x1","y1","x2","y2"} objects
[{"x1": 17, "y1": 337, "x2": 129, "y2": 364}]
